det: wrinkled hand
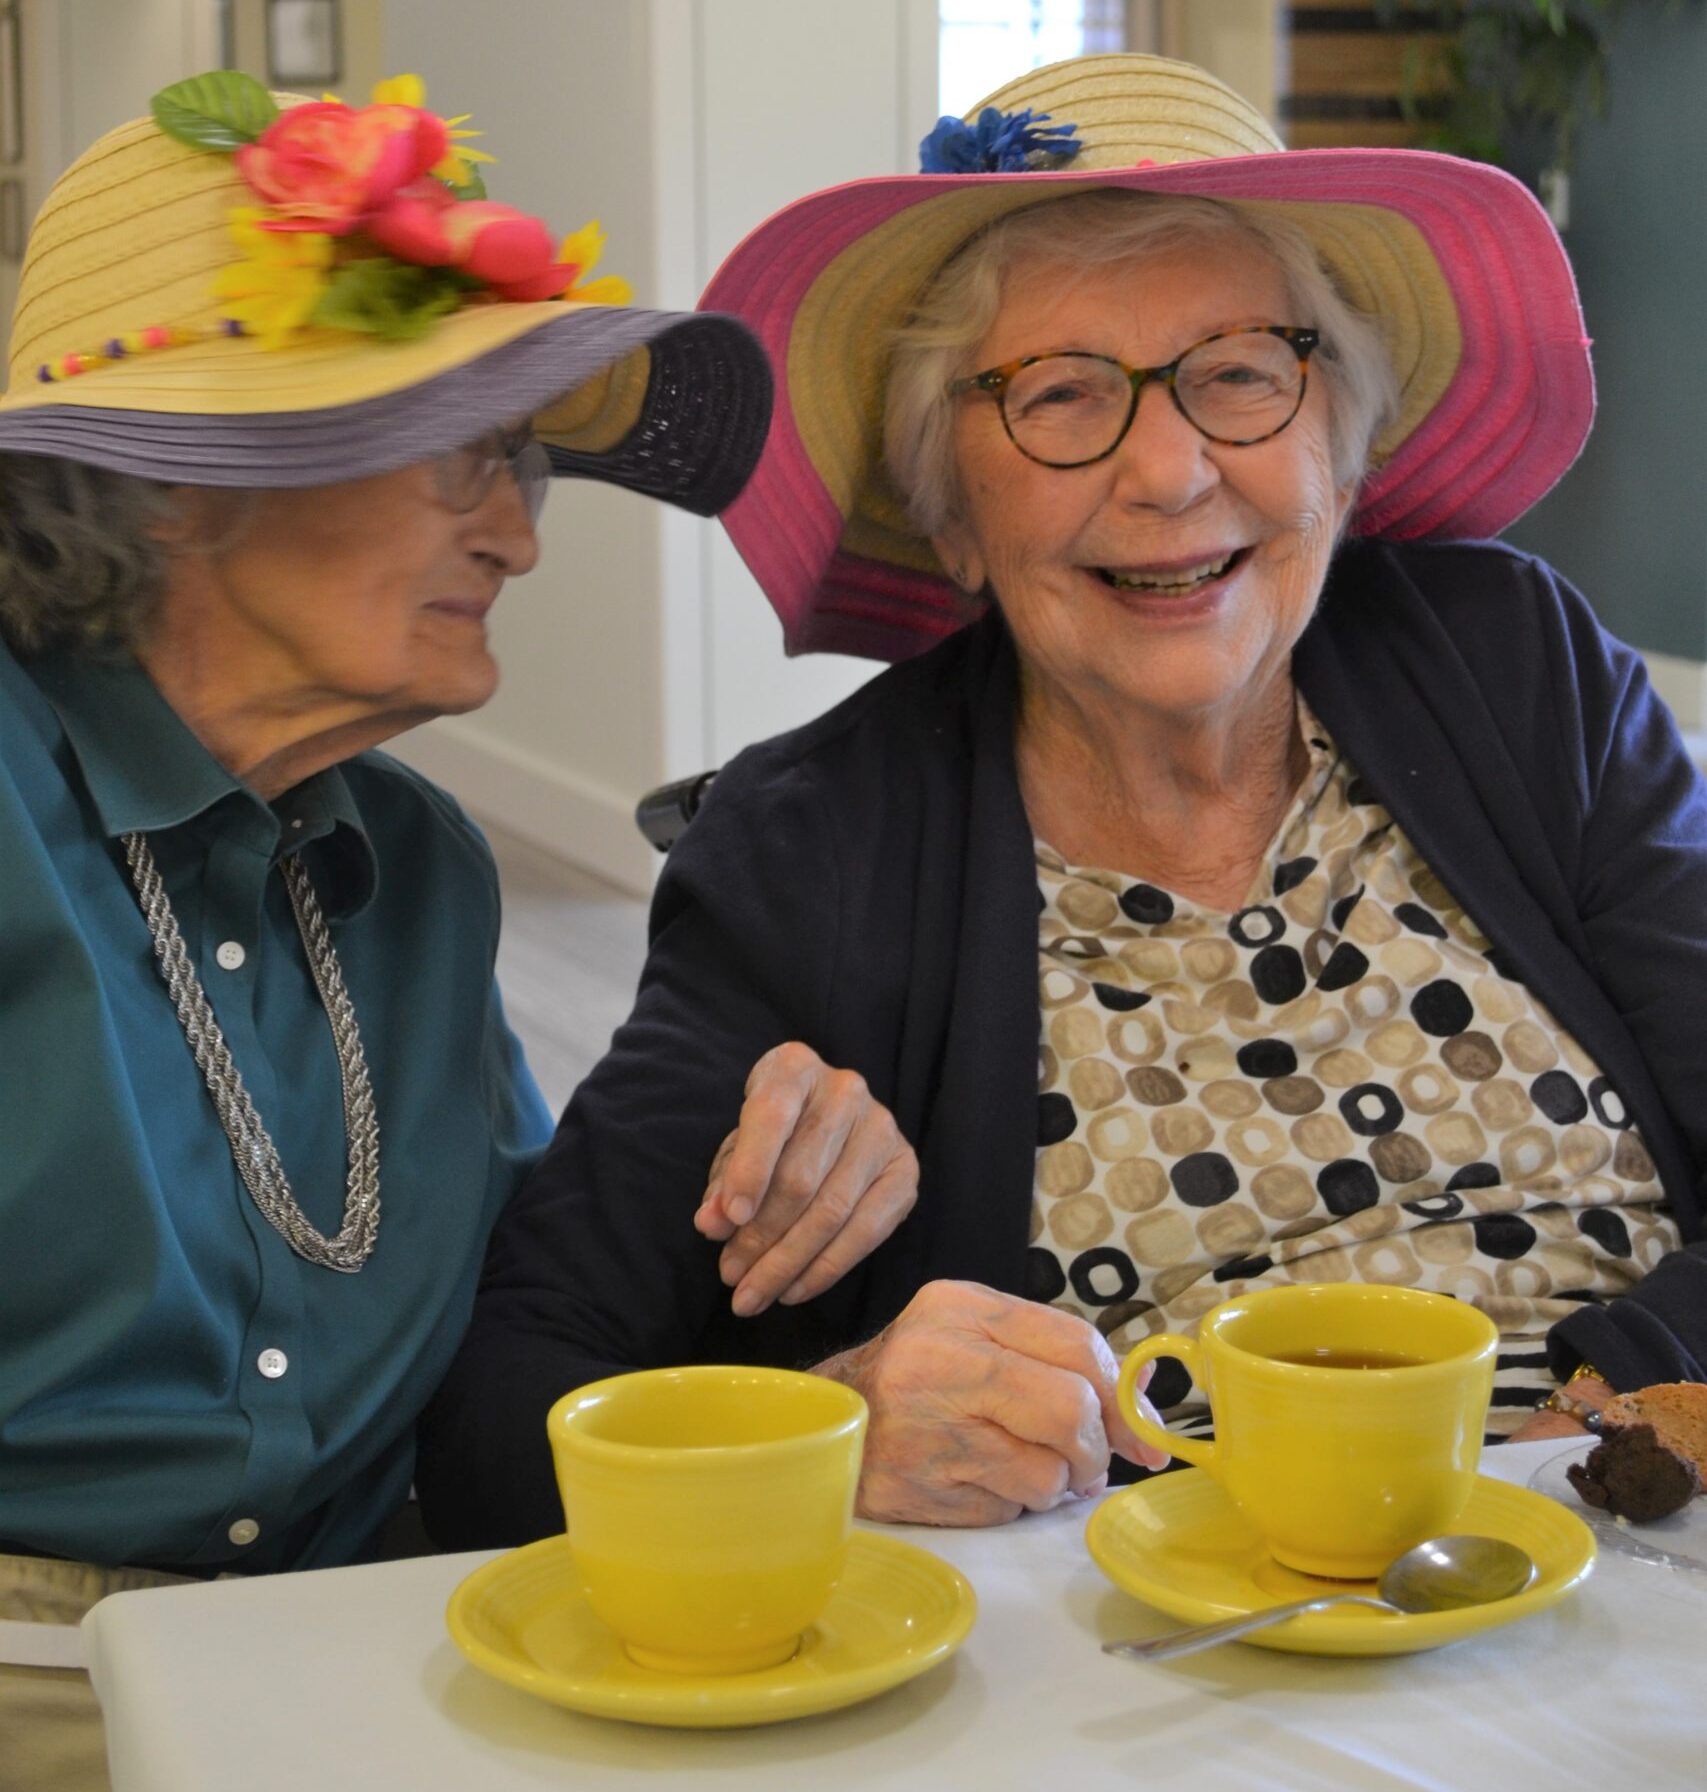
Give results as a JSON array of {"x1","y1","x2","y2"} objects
[
  {"x1": 812, "y1": 1279, "x2": 1170, "y2": 1526},
  {"x1": 693, "y1": 1042, "x2": 919, "y2": 1317},
  {"x1": 1507, "y1": 1373, "x2": 1616, "y2": 1444}
]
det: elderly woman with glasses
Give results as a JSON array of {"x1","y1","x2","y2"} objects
[
  {"x1": 0, "y1": 77, "x2": 929, "y2": 1792},
  {"x1": 421, "y1": 54, "x2": 1707, "y2": 1547}
]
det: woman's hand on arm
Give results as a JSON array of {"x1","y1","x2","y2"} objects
[
  {"x1": 694, "y1": 1042, "x2": 919, "y2": 1316},
  {"x1": 809, "y1": 1280, "x2": 1171, "y2": 1526}
]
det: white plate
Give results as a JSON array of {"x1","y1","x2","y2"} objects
[{"x1": 1529, "y1": 1443, "x2": 1707, "y2": 1577}]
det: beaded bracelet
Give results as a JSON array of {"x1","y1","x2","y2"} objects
[{"x1": 1543, "y1": 1360, "x2": 1607, "y2": 1430}]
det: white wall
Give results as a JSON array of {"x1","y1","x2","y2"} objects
[
  {"x1": 381, "y1": 0, "x2": 671, "y2": 889},
  {"x1": 689, "y1": 0, "x2": 936, "y2": 770},
  {"x1": 385, "y1": 0, "x2": 937, "y2": 891},
  {"x1": 59, "y1": 0, "x2": 223, "y2": 149},
  {"x1": 1172, "y1": 0, "x2": 1279, "y2": 117}
]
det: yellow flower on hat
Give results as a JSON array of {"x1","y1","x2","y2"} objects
[
  {"x1": 368, "y1": 73, "x2": 426, "y2": 108},
  {"x1": 556, "y1": 220, "x2": 634, "y2": 306},
  {"x1": 366, "y1": 72, "x2": 495, "y2": 189},
  {"x1": 211, "y1": 209, "x2": 335, "y2": 348}
]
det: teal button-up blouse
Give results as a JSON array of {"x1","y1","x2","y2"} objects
[{"x1": 0, "y1": 639, "x2": 552, "y2": 1573}]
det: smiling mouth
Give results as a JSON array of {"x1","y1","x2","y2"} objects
[{"x1": 1093, "y1": 548, "x2": 1249, "y2": 593}]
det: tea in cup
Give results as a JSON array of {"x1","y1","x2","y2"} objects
[
  {"x1": 548, "y1": 1364, "x2": 867, "y2": 1673},
  {"x1": 1117, "y1": 1284, "x2": 1497, "y2": 1578}
]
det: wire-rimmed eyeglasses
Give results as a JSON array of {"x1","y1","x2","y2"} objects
[
  {"x1": 433, "y1": 423, "x2": 551, "y2": 524},
  {"x1": 947, "y1": 326, "x2": 1322, "y2": 469}
]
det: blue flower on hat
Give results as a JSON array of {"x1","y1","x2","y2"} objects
[{"x1": 918, "y1": 106, "x2": 1082, "y2": 175}]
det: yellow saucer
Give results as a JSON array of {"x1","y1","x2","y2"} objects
[
  {"x1": 1086, "y1": 1469, "x2": 1594, "y2": 1657},
  {"x1": 446, "y1": 1530, "x2": 976, "y2": 1727}
]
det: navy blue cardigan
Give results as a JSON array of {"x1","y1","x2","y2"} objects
[{"x1": 418, "y1": 540, "x2": 1707, "y2": 1549}]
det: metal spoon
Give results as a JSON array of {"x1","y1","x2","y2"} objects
[{"x1": 1102, "y1": 1534, "x2": 1536, "y2": 1661}]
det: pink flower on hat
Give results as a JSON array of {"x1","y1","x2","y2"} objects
[
  {"x1": 143, "y1": 68, "x2": 634, "y2": 342},
  {"x1": 365, "y1": 179, "x2": 575, "y2": 298},
  {"x1": 236, "y1": 101, "x2": 449, "y2": 234}
]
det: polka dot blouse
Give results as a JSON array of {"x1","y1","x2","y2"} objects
[{"x1": 1030, "y1": 699, "x2": 1679, "y2": 1437}]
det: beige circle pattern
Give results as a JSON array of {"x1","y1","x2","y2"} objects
[{"x1": 1031, "y1": 701, "x2": 1679, "y2": 1435}]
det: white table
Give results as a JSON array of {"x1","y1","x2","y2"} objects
[{"x1": 83, "y1": 1441, "x2": 1703, "y2": 1792}]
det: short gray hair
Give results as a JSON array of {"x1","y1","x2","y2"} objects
[
  {"x1": 883, "y1": 190, "x2": 1400, "y2": 538},
  {"x1": 0, "y1": 454, "x2": 176, "y2": 655}
]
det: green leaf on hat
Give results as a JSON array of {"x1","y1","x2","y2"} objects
[
  {"x1": 151, "y1": 71, "x2": 280, "y2": 151},
  {"x1": 310, "y1": 258, "x2": 475, "y2": 341},
  {"x1": 440, "y1": 167, "x2": 488, "y2": 201}
]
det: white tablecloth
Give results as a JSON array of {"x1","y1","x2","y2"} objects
[{"x1": 83, "y1": 1440, "x2": 1703, "y2": 1792}]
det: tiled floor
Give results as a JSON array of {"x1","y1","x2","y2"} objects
[{"x1": 486, "y1": 824, "x2": 650, "y2": 1117}]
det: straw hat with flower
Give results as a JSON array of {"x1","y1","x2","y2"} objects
[
  {"x1": 700, "y1": 53, "x2": 1594, "y2": 661},
  {"x1": 0, "y1": 70, "x2": 769, "y2": 511}
]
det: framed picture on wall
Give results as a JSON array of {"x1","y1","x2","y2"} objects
[
  {"x1": 268, "y1": 0, "x2": 342, "y2": 88},
  {"x1": 0, "y1": 179, "x2": 23, "y2": 265},
  {"x1": 0, "y1": 0, "x2": 22, "y2": 166}
]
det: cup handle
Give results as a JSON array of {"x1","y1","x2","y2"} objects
[{"x1": 1118, "y1": 1333, "x2": 1216, "y2": 1473}]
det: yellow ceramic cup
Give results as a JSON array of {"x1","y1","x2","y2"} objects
[
  {"x1": 1117, "y1": 1284, "x2": 1498, "y2": 1578},
  {"x1": 548, "y1": 1364, "x2": 868, "y2": 1674}
]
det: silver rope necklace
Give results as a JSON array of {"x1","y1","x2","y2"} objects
[{"x1": 122, "y1": 831, "x2": 381, "y2": 1273}]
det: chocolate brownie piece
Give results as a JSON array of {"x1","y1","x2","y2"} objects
[{"x1": 1567, "y1": 1422, "x2": 1703, "y2": 1523}]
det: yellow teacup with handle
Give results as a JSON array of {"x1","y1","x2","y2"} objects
[
  {"x1": 549, "y1": 1364, "x2": 867, "y2": 1674},
  {"x1": 1117, "y1": 1285, "x2": 1498, "y2": 1578}
]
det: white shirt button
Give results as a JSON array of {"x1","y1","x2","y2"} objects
[
  {"x1": 256, "y1": 1348, "x2": 289, "y2": 1380},
  {"x1": 228, "y1": 1518, "x2": 260, "y2": 1547},
  {"x1": 215, "y1": 941, "x2": 246, "y2": 971}
]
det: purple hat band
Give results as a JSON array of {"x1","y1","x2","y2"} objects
[{"x1": 0, "y1": 308, "x2": 773, "y2": 518}]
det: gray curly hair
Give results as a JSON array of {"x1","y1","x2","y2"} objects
[
  {"x1": 0, "y1": 454, "x2": 181, "y2": 655},
  {"x1": 883, "y1": 190, "x2": 1401, "y2": 540}
]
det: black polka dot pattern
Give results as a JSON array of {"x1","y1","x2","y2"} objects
[
  {"x1": 1576, "y1": 1208, "x2": 1632, "y2": 1257},
  {"x1": 1171, "y1": 1152, "x2": 1240, "y2": 1206},
  {"x1": 1473, "y1": 1213, "x2": 1538, "y2": 1260},
  {"x1": 1318, "y1": 1159, "x2": 1380, "y2": 1216},
  {"x1": 1315, "y1": 942, "x2": 1369, "y2": 991},
  {"x1": 1119, "y1": 883, "x2": 1174, "y2": 924},
  {"x1": 1237, "y1": 1040, "x2": 1296, "y2": 1077},
  {"x1": 1340, "y1": 1083, "x2": 1404, "y2": 1137},
  {"x1": 1028, "y1": 694, "x2": 1675, "y2": 1441},
  {"x1": 1530, "y1": 1070, "x2": 1588, "y2": 1125},
  {"x1": 1092, "y1": 982, "x2": 1150, "y2": 1011},
  {"x1": 1038, "y1": 1092, "x2": 1077, "y2": 1145},
  {"x1": 1251, "y1": 944, "x2": 1306, "y2": 1003},
  {"x1": 1331, "y1": 887, "x2": 1364, "y2": 929},
  {"x1": 1230, "y1": 906, "x2": 1287, "y2": 948},
  {"x1": 1068, "y1": 1248, "x2": 1139, "y2": 1306},
  {"x1": 1403, "y1": 1192, "x2": 1464, "y2": 1221},
  {"x1": 1587, "y1": 1076, "x2": 1631, "y2": 1130},
  {"x1": 1024, "y1": 1248, "x2": 1068, "y2": 1303},
  {"x1": 1395, "y1": 902, "x2": 1448, "y2": 938},
  {"x1": 1412, "y1": 980, "x2": 1474, "y2": 1036}
]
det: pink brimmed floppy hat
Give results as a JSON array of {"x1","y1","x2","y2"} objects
[{"x1": 700, "y1": 53, "x2": 1594, "y2": 661}]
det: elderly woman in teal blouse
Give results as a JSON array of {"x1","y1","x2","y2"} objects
[{"x1": 0, "y1": 76, "x2": 917, "y2": 1792}]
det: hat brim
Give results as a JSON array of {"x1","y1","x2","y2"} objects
[
  {"x1": 700, "y1": 150, "x2": 1594, "y2": 659},
  {"x1": 0, "y1": 303, "x2": 772, "y2": 518}
]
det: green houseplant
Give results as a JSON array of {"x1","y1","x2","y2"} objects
[{"x1": 1379, "y1": 0, "x2": 1690, "y2": 225}]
